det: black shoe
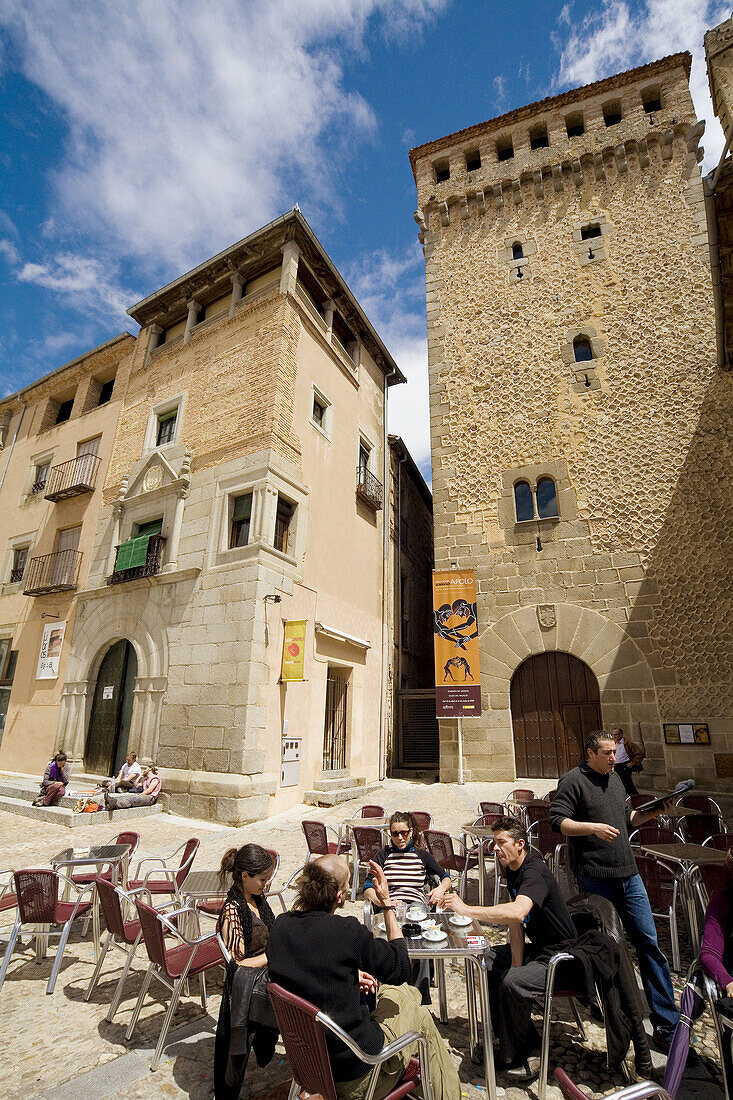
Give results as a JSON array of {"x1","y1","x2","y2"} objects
[{"x1": 652, "y1": 1031, "x2": 673, "y2": 1054}]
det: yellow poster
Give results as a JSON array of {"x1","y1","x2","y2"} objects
[
  {"x1": 281, "y1": 619, "x2": 307, "y2": 681},
  {"x1": 432, "y1": 570, "x2": 481, "y2": 718}
]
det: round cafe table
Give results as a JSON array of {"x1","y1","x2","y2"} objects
[{"x1": 641, "y1": 841, "x2": 726, "y2": 952}]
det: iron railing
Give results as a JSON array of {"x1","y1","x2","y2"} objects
[
  {"x1": 107, "y1": 535, "x2": 167, "y2": 585},
  {"x1": 9, "y1": 567, "x2": 25, "y2": 583},
  {"x1": 323, "y1": 676, "x2": 348, "y2": 772},
  {"x1": 32, "y1": 476, "x2": 48, "y2": 494},
  {"x1": 23, "y1": 549, "x2": 82, "y2": 595},
  {"x1": 355, "y1": 465, "x2": 383, "y2": 510},
  {"x1": 45, "y1": 453, "x2": 100, "y2": 501}
]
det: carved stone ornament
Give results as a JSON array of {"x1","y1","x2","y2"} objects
[
  {"x1": 537, "y1": 604, "x2": 556, "y2": 629},
  {"x1": 143, "y1": 465, "x2": 164, "y2": 492}
]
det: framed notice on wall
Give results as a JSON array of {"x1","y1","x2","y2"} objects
[{"x1": 663, "y1": 723, "x2": 710, "y2": 745}]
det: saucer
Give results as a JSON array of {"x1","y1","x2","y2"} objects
[
  {"x1": 449, "y1": 914, "x2": 472, "y2": 927},
  {"x1": 422, "y1": 928, "x2": 448, "y2": 942}
]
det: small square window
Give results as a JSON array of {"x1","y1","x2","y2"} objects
[
  {"x1": 358, "y1": 442, "x2": 371, "y2": 473},
  {"x1": 55, "y1": 399, "x2": 74, "y2": 425},
  {"x1": 274, "y1": 497, "x2": 294, "y2": 554},
  {"x1": 565, "y1": 112, "x2": 585, "y2": 138},
  {"x1": 642, "y1": 87, "x2": 662, "y2": 114},
  {"x1": 156, "y1": 411, "x2": 177, "y2": 446},
  {"x1": 32, "y1": 462, "x2": 50, "y2": 493},
  {"x1": 434, "y1": 159, "x2": 450, "y2": 183},
  {"x1": 98, "y1": 378, "x2": 115, "y2": 405},
  {"x1": 313, "y1": 396, "x2": 326, "y2": 427},
  {"x1": 10, "y1": 547, "x2": 28, "y2": 583},
  {"x1": 580, "y1": 225, "x2": 602, "y2": 241},
  {"x1": 229, "y1": 494, "x2": 252, "y2": 549},
  {"x1": 603, "y1": 101, "x2": 623, "y2": 127},
  {"x1": 465, "y1": 150, "x2": 481, "y2": 172},
  {"x1": 530, "y1": 125, "x2": 549, "y2": 150},
  {"x1": 497, "y1": 136, "x2": 514, "y2": 162}
]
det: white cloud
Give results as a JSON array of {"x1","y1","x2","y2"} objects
[
  {"x1": 344, "y1": 243, "x2": 431, "y2": 473},
  {"x1": 0, "y1": 239, "x2": 20, "y2": 265},
  {"x1": 0, "y1": 0, "x2": 447, "y2": 273},
  {"x1": 493, "y1": 75, "x2": 508, "y2": 109},
  {"x1": 555, "y1": 0, "x2": 729, "y2": 169},
  {"x1": 17, "y1": 252, "x2": 138, "y2": 320}
]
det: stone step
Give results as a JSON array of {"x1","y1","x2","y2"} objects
[
  {"x1": 311, "y1": 775, "x2": 368, "y2": 793},
  {"x1": 0, "y1": 794, "x2": 162, "y2": 828},
  {"x1": 304, "y1": 780, "x2": 381, "y2": 807}
]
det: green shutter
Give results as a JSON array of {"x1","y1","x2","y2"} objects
[
  {"x1": 114, "y1": 534, "x2": 152, "y2": 572},
  {"x1": 136, "y1": 518, "x2": 163, "y2": 538},
  {"x1": 232, "y1": 494, "x2": 252, "y2": 522}
]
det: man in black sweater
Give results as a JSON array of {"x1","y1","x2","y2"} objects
[
  {"x1": 549, "y1": 729, "x2": 679, "y2": 1050},
  {"x1": 442, "y1": 816, "x2": 576, "y2": 1083},
  {"x1": 266, "y1": 854, "x2": 460, "y2": 1100}
]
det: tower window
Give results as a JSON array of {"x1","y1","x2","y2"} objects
[
  {"x1": 55, "y1": 399, "x2": 74, "y2": 425},
  {"x1": 98, "y1": 378, "x2": 115, "y2": 405},
  {"x1": 536, "y1": 477, "x2": 559, "y2": 519},
  {"x1": 565, "y1": 112, "x2": 585, "y2": 138},
  {"x1": 530, "y1": 125, "x2": 549, "y2": 150},
  {"x1": 465, "y1": 150, "x2": 481, "y2": 172},
  {"x1": 512, "y1": 242, "x2": 524, "y2": 260},
  {"x1": 514, "y1": 481, "x2": 534, "y2": 523},
  {"x1": 641, "y1": 87, "x2": 662, "y2": 114},
  {"x1": 433, "y1": 159, "x2": 450, "y2": 183},
  {"x1": 602, "y1": 101, "x2": 623, "y2": 127},
  {"x1": 274, "y1": 498, "x2": 294, "y2": 554},
  {"x1": 156, "y1": 410, "x2": 178, "y2": 446},
  {"x1": 497, "y1": 136, "x2": 514, "y2": 162},
  {"x1": 580, "y1": 225, "x2": 602, "y2": 241},
  {"x1": 573, "y1": 336, "x2": 594, "y2": 363},
  {"x1": 230, "y1": 493, "x2": 252, "y2": 549}
]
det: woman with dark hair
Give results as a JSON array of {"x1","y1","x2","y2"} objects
[
  {"x1": 266, "y1": 854, "x2": 460, "y2": 1100},
  {"x1": 363, "y1": 811, "x2": 451, "y2": 909},
  {"x1": 214, "y1": 844, "x2": 279, "y2": 1100},
  {"x1": 34, "y1": 751, "x2": 69, "y2": 806}
]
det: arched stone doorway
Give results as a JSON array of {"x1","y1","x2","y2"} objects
[
  {"x1": 510, "y1": 652, "x2": 602, "y2": 778},
  {"x1": 84, "y1": 640, "x2": 138, "y2": 775}
]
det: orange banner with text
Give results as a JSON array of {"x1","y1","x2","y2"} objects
[{"x1": 432, "y1": 570, "x2": 481, "y2": 718}]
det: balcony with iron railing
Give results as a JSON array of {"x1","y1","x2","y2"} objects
[
  {"x1": 45, "y1": 453, "x2": 101, "y2": 502},
  {"x1": 23, "y1": 549, "x2": 82, "y2": 595},
  {"x1": 356, "y1": 465, "x2": 383, "y2": 510},
  {"x1": 107, "y1": 534, "x2": 167, "y2": 585}
]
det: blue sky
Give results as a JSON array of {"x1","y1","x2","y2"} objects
[{"x1": 0, "y1": 0, "x2": 728, "y2": 480}]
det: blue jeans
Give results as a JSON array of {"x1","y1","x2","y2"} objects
[{"x1": 577, "y1": 871, "x2": 679, "y2": 1038}]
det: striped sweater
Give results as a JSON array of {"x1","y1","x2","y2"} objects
[{"x1": 363, "y1": 842, "x2": 449, "y2": 904}]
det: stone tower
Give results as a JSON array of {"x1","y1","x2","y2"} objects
[{"x1": 410, "y1": 53, "x2": 733, "y2": 789}]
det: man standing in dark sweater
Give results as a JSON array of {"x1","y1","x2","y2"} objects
[
  {"x1": 266, "y1": 854, "x2": 459, "y2": 1100},
  {"x1": 550, "y1": 730, "x2": 679, "y2": 1050}
]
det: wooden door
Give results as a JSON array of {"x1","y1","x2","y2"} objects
[
  {"x1": 85, "y1": 641, "x2": 138, "y2": 775},
  {"x1": 510, "y1": 653, "x2": 601, "y2": 779}
]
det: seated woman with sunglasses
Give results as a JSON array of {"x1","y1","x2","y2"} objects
[{"x1": 364, "y1": 812, "x2": 451, "y2": 910}]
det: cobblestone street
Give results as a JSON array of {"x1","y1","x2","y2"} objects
[{"x1": 0, "y1": 779, "x2": 725, "y2": 1100}]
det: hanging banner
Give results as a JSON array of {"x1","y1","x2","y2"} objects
[
  {"x1": 432, "y1": 571, "x2": 481, "y2": 718},
  {"x1": 281, "y1": 619, "x2": 307, "y2": 682},
  {"x1": 36, "y1": 620, "x2": 67, "y2": 680}
]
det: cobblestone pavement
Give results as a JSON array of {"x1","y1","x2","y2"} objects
[{"x1": 0, "y1": 777, "x2": 725, "y2": 1100}]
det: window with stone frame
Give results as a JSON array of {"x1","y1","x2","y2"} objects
[
  {"x1": 229, "y1": 493, "x2": 253, "y2": 549},
  {"x1": 10, "y1": 546, "x2": 28, "y2": 584},
  {"x1": 32, "y1": 460, "x2": 51, "y2": 494},
  {"x1": 156, "y1": 409, "x2": 177, "y2": 446},
  {"x1": 513, "y1": 481, "x2": 534, "y2": 522},
  {"x1": 433, "y1": 159, "x2": 450, "y2": 183},
  {"x1": 98, "y1": 377, "x2": 115, "y2": 405},
  {"x1": 0, "y1": 639, "x2": 18, "y2": 736},
  {"x1": 274, "y1": 497, "x2": 295, "y2": 554},
  {"x1": 565, "y1": 111, "x2": 585, "y2": 138},
  {"x1": 536, "y1": 477, "x2": 559, "y2": 519},
  {"x1": 465, "y1": 149, "x2": 481, "y2": 172},
  {"x1": 55, "y1": 398, "x2": 74, "y2": 425},
  {"x1": 602, "y1": 100, "x2": 623, "y2": 127},
  {"x1": 573, "y1": 336, "x2": 594, "y2": 363},
  {"x1": 641, "y1": 85, "x2": 662, "y2": 114}
]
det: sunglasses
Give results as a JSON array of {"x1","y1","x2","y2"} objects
[{"x1": 390, "y1": 828, "x2": 411, "y2": 838}]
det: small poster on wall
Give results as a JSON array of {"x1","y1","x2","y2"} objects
[
  {"x1": 36, "y1": 621, "x2": 67, "y2": 680},
  {"x1": 664, "y1": 722, "x2": 710, "y2": 745}
]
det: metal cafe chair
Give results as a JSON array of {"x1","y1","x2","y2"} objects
[
  {"x1": 69, "y1": 831, "x2": 140, "y2": 888},
  {"x1": 634, "y1": 853, "x2": 681, "y2": 972},
  {"x1": 301, "y1": 820, "x2": 350, "y2": 861},
  {"x1": 524, "y1": 800, "x2": 552, "y2": 827},
  {"x1": 680, "y1": 813, "x2": 726, "y2": 846},
  {"x1": 676, "y1": 792, "x2": 724, "y2": 819},
  {"x1": 554, "y1": 1068, "x2": 672, "y2": 1100},
  {"x1": 538, "y1": 950, "x2": 610, "y2": 1100},
  {"x1": 629, "y1": 823, "x2": 680, "y2": 847},
  {"x1": 350, "y1": 826, "x2": 384, "y2": 903},
  {"x1": 702, "y1": 832, "x2": 733, "y2": 851},
  {"x1": 351, "y1": 804, "x2": 386, "y2": 819},
  {"x1": 527, "y1": 819, "x2": 566, "y2": 879},
  {"x1": 423, "y1": 829, "x2": 478, "y2": 899},
  {"x1": 126, "y1": 897, "x2": 224, "y2": 1070},
  {"x1": 410, "y1": 811, "x2": 432, "y2": 832},
  {"x1": 269, "y1": 980, "x2": 433, "y2": 1100},
  {"x1": 85, "y1": 876, "x2": 145, "y2": 1020},
  {"x1": 126, "y1": 837, "x2": 199, "y2": 904},
  {"x1": 478, "y1": 800, "x2": 505, "y2": 816},
  {"x1": 0, "y1": 868, "x2": 94, "y2": 995}
]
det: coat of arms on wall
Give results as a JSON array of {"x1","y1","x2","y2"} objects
[{"x1": 537, "y1": 604, "x2": 556, "y2": 629}]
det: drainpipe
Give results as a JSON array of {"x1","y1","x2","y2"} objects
[
  {"x1": 378, "y1": 371, "x2": 391, "y2": 781},
  {"x1": 0, "y1": 400, "x2": 26, "y2": 496},
  {"x1": 396, "y1": 449, "x2": 407, "y2": 694},
  {"x1": 705, "y1": 170, "x2": 727, "y2": 370}
]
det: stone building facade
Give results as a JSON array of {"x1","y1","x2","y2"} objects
[
  {"x1": 410, "y1": 53, "x2": 733, "y2": 788},
  {"x1": 41, "y1": 210, "x2": 404, "y2": 823},
  {"x1": 387, "y1": 436, "x2": 436, "y2": 774},
  {"x1": 0, "y1": 335, "x2": 134, "y2": 769}
]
